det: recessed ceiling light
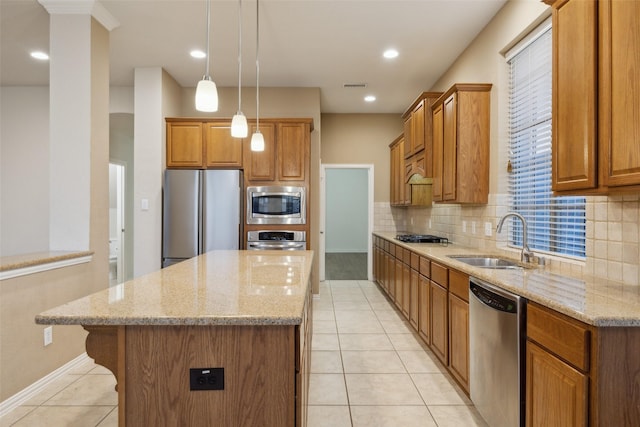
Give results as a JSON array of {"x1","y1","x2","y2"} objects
[
  {"x1": 364, "y1": 95, "x2": 376, "y2": 102},
  {"x1": 190, "y1": 50, "x2": 206, "y2": 59},
  {"x1": 383, "y1": 49, "x2": 399, "y2": 59},
  {"x1": 30, "y1": 51, "x2": 49, "y2": 60}
]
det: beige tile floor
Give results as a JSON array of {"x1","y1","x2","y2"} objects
[
  {"x1": 0, "y1": 360, "x2": 117, "y2": 427},
  {"x1": 1, "y1": 279, "x2": 487, "y2": 427},
  {"x1": 308, "y1": 280, "x2": 487, "y2": 427}
]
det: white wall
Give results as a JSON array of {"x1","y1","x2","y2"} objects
[
  {"x1": 326, "y1": 168, "x2": 369, "y2": 253},
  {"x1": 0, "y1": 87, "x2": 50, "y2": 256}
]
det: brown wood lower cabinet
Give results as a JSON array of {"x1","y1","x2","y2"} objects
[
  {"x1": 395, "y1": 258, "x2": 403, "y2": 307},
  {"x1": 402, "y1": 262, "x2": 411, "y2": 318},
  {"x1": 526, "y1": 301, "x2": 640, "y2": 426},
  {"x1": 372, "y1": 236, "x2": 640, "y2": 425},
  {"x1": 430, "y1": 280, "x2": 448, "y2": 366},
  {"x1": 448, "y1": 293, "x2": 469, "y2": 393},
  {"x1": 418, "y1": 275, "x2": 430, "y2": 343},
  {"x1": 526, "y1": 341, "x2": 587, "y2": 427},
  {"x1": 409, "y1": 269, "x2": 419, "y2": 331}
]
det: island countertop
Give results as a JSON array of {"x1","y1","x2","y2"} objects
[{"x1": 36, "y1": 250, "x2": 314, "y2": 326}]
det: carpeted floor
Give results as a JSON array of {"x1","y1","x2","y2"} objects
[{"x1": 325, "y1": 252, "x2": 368, "y2": 280}]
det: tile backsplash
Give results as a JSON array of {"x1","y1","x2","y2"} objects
[{"x1": 373, "y1": 194, "x2": 640, "y2": 286}]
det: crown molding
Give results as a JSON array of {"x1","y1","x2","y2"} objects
[{"x1": 38, "y1": 0, "x2": 120, "y2": 31}]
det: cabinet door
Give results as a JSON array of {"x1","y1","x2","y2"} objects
[
  {"x1": 411, "y1": 100, "x2": 426, "y2": 155},
  {"x1": 551, "y1": 0, "x2": 598, "y2": 192},
  {"x1": 204, "y1": 122, "x2": 243, "y2": 168},
  {"x1": 526, "y1": 341, "x2": 588, "y2": 427},
  {"x1": 244, "y1": 123, "x2": 276, "y2": 181},
  {"x1": 277, "y1": 122, "x2": 307, "y2": 181},
  {"x1": 399, "y1": 138, "x2": 410, "y2": 205},
  {"x1": 430, "y1": 280, "x2": 448, "y2": 365},
  {"x1": 166, "y1": 122, "x2": 204, "y2": 168},
  {"x1": 600, "y1": 0, "x2": 640, "y2": 188},
  {"x1": 385, "y1": 253, "x2": 393, "y2": 297},
  {"x1": 409, "y1": 268, "x2": 419, "y2": 331},
  {"x1": 442, "y1": 93, "x2": 457, "y2": 201},
  {"x1": 448, "y1": 293, "x2": 469, "y2": 393},
  {"x1": 390, "y1": 140, "x2": 399, "y2": 205},
  {"x1": 418, "y1": 275, "x2": 430, "y2": 343},
  {"x1": 395, "y1": 258, "x2": 403, "y2": 309},
  {"x1": 403, "y1": 116, "x2": 412, "y2": 159},
  {"x1": 402, "y1": 263, "x2": 411, "y2": 318},
  {"x1": 432, "y1": 104, "x2": 444, "y2": 201}
]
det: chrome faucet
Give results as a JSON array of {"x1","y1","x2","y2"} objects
[{"x1": 496, "y1": 212, "x2": 534, "y2": 263}]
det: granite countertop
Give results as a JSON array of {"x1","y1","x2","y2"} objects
[
  {"x1": 375, "y1": 231, "x2": 640, "y2": 327},
  {"x1": 36, "y1": 250, "x2": 314, "y2": 326}
]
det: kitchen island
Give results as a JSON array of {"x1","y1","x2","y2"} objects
[{"x1": 36, "y1": 250, "x2": 314, "y2": 427}]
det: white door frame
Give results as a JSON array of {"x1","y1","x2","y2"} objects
[{"x1": 320, "y1": 164, "x2": 374, "y2": 282}]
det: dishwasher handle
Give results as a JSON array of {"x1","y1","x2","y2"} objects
[{"x1": 470, "y1": 282, "x2": 519, "y2": 314}]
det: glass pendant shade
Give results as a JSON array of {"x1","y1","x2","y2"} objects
[
  {"x1": 250, "y1": 130, "x2": 265, "y2": 152},
  {"x1": 195, "y1": 77, "x2": 218, "y2": 112},
  {"x1": 231, "y1": 112, "x2": 248, "y2": 138}
]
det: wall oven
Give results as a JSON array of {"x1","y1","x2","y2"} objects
[
  {"x1": 247, "y1": 230, "x2": 306, "y2": 251},
  {"x1": 246, "y1": 186, "x2": 306, "y2": 225}
]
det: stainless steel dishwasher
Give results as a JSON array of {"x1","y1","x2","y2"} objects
[{"x1": 469, "y1": 277, "x2": 526, "y2": 427}]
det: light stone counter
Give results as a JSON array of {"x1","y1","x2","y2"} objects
[
  {"x1": 36, "y1": 250, "x2": 314, "y2": 326},
  {"x1": 375, "y1": 231, "x2": 640, "y2": 327}
]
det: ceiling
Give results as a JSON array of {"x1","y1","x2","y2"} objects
[{"x1": 0, "y1": 0, "x2": 506, "y2": 113}]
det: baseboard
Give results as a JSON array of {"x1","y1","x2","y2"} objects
[{"x1": 0, "y1": 353, "x2": 90, "y2": 417}]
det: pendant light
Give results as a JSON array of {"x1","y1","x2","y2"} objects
[
  {"x1": 231, "y1": 0, "x2": 248, "y2": 137},
  {"x1": 250, "y1": 0, "x2": 264, "y2": 151},
  {"x1": 195, "y1": 0, "x2": 219, "y2": 112}
]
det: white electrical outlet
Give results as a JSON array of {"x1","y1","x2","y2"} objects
[
  {"x1": 410, "y1": 217, "x2": 414, "y2": 225},
  {"x1": 428, "y1": 219, "x2": 432, "y2": 229},
  {"x1": 484, "y1": 222, "x2": 493, "y2": 237},
  {"x1": 44, "y1": 326, "x2": 53, "y2": 346},
  {"x1": 462, "y1": 221, "x2": 467, "y2": 233},
  {"x1": 471, "y1": 221, "x2": 477, "y2": 235}
]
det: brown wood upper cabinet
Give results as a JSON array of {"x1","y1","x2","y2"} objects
[
  {"x1": 389, "y1": 135, "x2": 410, "y2": 206},
  {"x1": 204, "y1": 122, "x2": 243, "y2": 168},
  {"x1": 243, "y1": 123, "x2": 276, "y2": 181},
  {"x1": 166, "y1": 120, "x2": 205, "y2": 168},
  {"x1": 431, "y1": 84, "x2": 492, "y2": 204},
  {"x1": 546, "y1": 0, "x2": 640, "y2": 194},
  {"x1": 166, "y1": 119, "x2": 243, "y2": 169},
  {"x1": 402, "y1": 92, "x2": 442, "y2": 179},
  {"x1": 245, "y1": 120, "x2": 312, "y2": 184}
]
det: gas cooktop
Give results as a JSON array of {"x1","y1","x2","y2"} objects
[{"x1": 395, "y1": 234, "x2": 449, "y2": 244}]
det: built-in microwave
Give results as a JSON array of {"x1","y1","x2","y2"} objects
[{"x1": 246, "y1": 186, "x2": 306, "y2": 225}]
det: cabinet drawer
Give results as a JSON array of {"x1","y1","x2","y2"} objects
[
  {"x1": 448, "y1": 269, "x2": 468, "y2": 302},
  {"x1": 419, "y1": 256, "x2": 430, "y2": 277},
  {"x1": 403, "y1": 248, "x2": 411, "y2": 265},
  {"x1": 410, "y1": 252, "x2": 420, "y2": 270},
  {"x1": 389, "y1": 243, "x2": 396, "y2": 257},
  {"x1": 431, "y1": 262, "x2": 448, "y2": 289},
  {"x1": 527, "y1": 303, "x2": 590, "y2": 371}
]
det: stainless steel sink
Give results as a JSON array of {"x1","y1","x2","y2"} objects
[{"x1": 447, "y1": 255, "x2": 525, "y2": 269}]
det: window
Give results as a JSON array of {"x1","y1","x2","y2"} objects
[{"x1": 507, "y1": 22, "x2": 586, "y2": 259}]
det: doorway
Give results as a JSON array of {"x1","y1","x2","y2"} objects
[
  {"x1": 109, "y1": 162, "x2": 126, "y2": 285},
  {"x1": 320, "y1": 164, "x2": 374, "y2": 281}
]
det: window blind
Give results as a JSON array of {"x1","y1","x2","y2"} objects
[{"x1": 507, "y1": 25, "x2": 586, "y2": 259}]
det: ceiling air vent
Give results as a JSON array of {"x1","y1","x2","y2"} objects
[{"x1": 343, "y1": 83, "x2": 367, "y2": 88}]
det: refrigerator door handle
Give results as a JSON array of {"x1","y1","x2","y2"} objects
[{"x1": 198, "y1": 171, "x2": 204, "y2": 255}]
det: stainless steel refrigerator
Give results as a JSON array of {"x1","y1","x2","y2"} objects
[{"x1": 162, "y1": 169, "x2": 243, "y2": 268}]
